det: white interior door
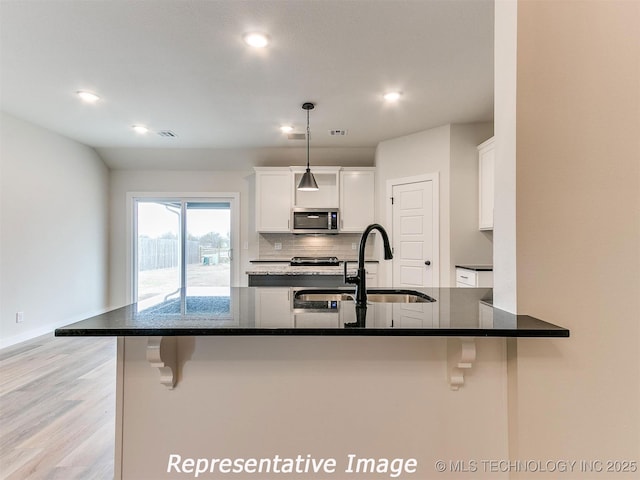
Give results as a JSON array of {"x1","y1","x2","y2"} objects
[{"x1": 388, "y1": 175, "x2": 439, "y2": 327}]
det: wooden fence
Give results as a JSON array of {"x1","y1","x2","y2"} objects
[{"x1": 138, "y1": 238, "x2": 200, "y2": 271}]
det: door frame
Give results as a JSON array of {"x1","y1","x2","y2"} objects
[
  {"x1": 386, "y1": 173, "x2": 440, "y2": 287},
  {"x1": 126, "y1": 192, "x2": 241, "y2": 304}
]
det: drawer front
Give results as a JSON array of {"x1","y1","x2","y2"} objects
[{"x1": 456, "y1": 268, "x2": 477, "y2": 286}]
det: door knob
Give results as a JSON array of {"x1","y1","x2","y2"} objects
[{"x1": 424, "y1": 260, "x2": 431, "y2": 266}]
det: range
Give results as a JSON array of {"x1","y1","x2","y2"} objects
[{"x1": 290, "y1": 256, "x2": 340, "y2": 267}]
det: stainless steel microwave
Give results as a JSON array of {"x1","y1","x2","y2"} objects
[{"x1": 291, "y1": 208, "x2": 339, "y2": 234}]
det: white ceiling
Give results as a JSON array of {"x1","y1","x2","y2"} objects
[{"x1": 0, "y1": 0, "x2": 494, "y2": 168}]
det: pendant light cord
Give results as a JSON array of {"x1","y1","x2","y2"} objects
[{"x1": 306, "y1": 107, "x2": 311, "y2": 170}]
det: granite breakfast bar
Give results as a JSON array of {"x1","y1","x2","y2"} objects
[{"x1": 56, "y1": 287, "x2": 568, "y2": 480}]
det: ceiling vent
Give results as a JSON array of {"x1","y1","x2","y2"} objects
[
  {"x1": 287, "y1": 133, "x2": 306, "y2": 140},
  {"x1": 157, "y1": 130, "x2": 177, "y2": 138},
  {"x1": 329, "y1": 129, "x2": 348, "y2": 136}
]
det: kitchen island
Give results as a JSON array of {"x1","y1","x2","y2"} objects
[{"x1": 56, "y1": 287, "x2": 568, "y2": 480}]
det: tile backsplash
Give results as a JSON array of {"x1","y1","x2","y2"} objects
[{"x1": 258, "y1": 233, "x2": 375, "y2": 260}]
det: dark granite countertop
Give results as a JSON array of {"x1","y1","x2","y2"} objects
[
  {"x1": 455, "y1": 265, "x2": 494, "y2": 271},
  {"x1": 55, "y1": 287, "x2": 569, "y2": 338}
]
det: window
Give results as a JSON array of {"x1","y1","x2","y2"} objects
[{"x1": 130, "y1": 194, "x2": 239, "y2": 311}]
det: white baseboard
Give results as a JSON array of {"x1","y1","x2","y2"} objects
[{"x1": 0, "y1": 307, "x2": 113, "y2": 350}]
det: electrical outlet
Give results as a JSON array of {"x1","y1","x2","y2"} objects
[
  {"x1": 352, "y1": 243, "x2": 358, "y2": 250},
  {"x1": 16, "y1": 311, "x2": 24, "y2": 323},
  {"x1": 274, "y1": 242, "x2": 282, "y2": 250}
]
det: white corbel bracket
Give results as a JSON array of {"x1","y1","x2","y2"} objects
[
  {"x1": 147, "y1": 336, "x2": 177, "y2": 389},
  {"x1": 448, "y1": 337, "x2": 476, "y2": 390}
]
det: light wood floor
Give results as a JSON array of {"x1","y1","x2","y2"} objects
[{"x1": 0, "y1": 334, "x2": 116, "y2": 479}]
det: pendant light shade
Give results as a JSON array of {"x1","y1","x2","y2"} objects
[
  {"x1": 297, "y1": 102, "x2": 319, "y2": 191},
  {"x1": 298, "y1": 168, "x2": 319, "y2": 190}
]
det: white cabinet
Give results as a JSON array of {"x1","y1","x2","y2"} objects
[
  {"x1": 339, "y1": 168, "x2": 375, "y2": 232},
  {"x1": 478, "y1": 137, "x2": 495, "y2": 230},
  {"x1": 455, "y1": 267, "x2": 493, "y2": 287},
  {"x1": 365, "y1": 262, "x2": 378, "y2": 287},
  {"x1": 255, "y1": 166, "x2": 375, "y2": 233},
  {"x1": 292, "y1": 167, "x2": 340, "y2": 208},
  {"x1": 478, "y1": 302, "x2": 494, "y2": 328},
  {"x1": 255, "y1": 168, "x2": 292, "y2": 232},
  {"x1": 294, "y1": 312, "x2": 340, "y2": 328},
  {"x1": 254, "y1": 287, "x2": 293, "y2": 327}
]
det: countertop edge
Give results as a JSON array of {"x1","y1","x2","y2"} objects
[{"x1": 455, "y1": 265, "x2": 494, "y2": 271}]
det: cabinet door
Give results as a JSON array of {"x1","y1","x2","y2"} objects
[
  {"x1": 254, "y1": 288, "x2": 293, "y2": 327},
  {"x1": 255, "y1": 170, "x2": 292, "y2": 232},
  {"x1": 339, "y1": 301, "x2": 377, "y2": 327},
  {"x1": 365, "y1": 263, "x2": 378, "y2": 287},
  {"x1": 478, "y1": 138, "x2": 495, "y2": 230},
  {"x1": 339, "y1": 170, "x2": 375, "y2": 232}
]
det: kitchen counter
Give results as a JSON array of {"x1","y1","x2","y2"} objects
[
  {"x1": 246, "y1": 260, "x2": 378, "y2": 274},
  {"x1": 57, "y1": 287, "x2": 568, "y2": 478},
  {"x1": 455, "y1": 264, "x2": 493, "y2": 271},
  {"x1": 55, "y1": 287, "x2": 568, "y2": 338}
]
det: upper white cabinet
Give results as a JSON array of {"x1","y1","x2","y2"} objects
[
  {"x1": 254, "y1": 168, "x2": 292, "y2": 232},
  {"x1": 292, "y1": 166, "x2": 339, "y2": 208},
  {"x1": 339, "y1": 168, "x2": 375, "y2": 232},
  {"x1": 255, "y1": 167, "x2": 375, "y2": 233},
  {"x1": 478, "y1": 137, "x2": 495, "y2": 230}
]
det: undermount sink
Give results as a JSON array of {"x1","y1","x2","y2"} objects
[
  {"x1": 294, "y1": 291, "x2": 355, "y2": 302},
  {"x1": 366, "y1": 292, "x2": 434, "y2": 303},
  {"x1": 293, "y1": 289, "x2": 436, "y2": 304}
]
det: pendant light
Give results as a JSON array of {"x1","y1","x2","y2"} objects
[{"x1": 297, "y1": 102, "x2": 319, "y2": 191}]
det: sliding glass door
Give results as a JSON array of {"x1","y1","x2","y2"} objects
[
  {"x1": 134, "y1": 198, "x2": 233, "y2": 309},
  {"x1": 185, "y1": 202, "x2": 231, "y2": 296}
]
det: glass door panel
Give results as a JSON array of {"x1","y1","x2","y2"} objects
[
  {"x1": 185, "y1": 202, "x2": 231, "y2": 299},
  {"x1": 136, "y1": 201, "x2": 181, "y2": 307}
]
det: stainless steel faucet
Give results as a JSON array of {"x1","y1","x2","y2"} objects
[{"x1": 344, "y1": 223, "x2": 393, "y2": 307}]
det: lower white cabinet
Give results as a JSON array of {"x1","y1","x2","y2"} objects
[
  {"x1": 365, "y1": 262, "x2": 378, "y2": 287},
  {"x1": 254, "y1": 287, "x2": 293, "y2": 327},
  {"x1": 294, "y1": 312, "x2": 340, "y2": 328},
  {"x1": 478, "y1": 302, "x2": 494, "y2": 328},
  {"x1": 455, "y1": 267, "x2": 493, "y2": 287}
]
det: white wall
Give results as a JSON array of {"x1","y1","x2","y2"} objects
[
  {"x1": 109, "y1": 169, "x2": 255, "y2": 307},
  {"x1": 375, "y1": 125, "x2": 452, "y2": 286},
  {"x1": 493, "y1": 0, "x2": 518, "y2": 313},
  {"x1": 375, "y1": 123, "x2": 494, "y2": 287},
  {"x1": 512, "y1": 1, "x2": 640, "y2": 475},
  {"x1": 449, "y1": 123, "x2": 494, "y2": 285},
  {"x1": 0, "y1": 112, "x2": 109, "y2": 348}
]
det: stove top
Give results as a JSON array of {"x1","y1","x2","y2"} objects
[{"x1": 290, "y1": 256, "x2": 340, "y2": 266}]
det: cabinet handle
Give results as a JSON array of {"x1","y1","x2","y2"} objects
[
  {"x1": 424, "y1": 260, "x2": 431, "y2": 266},
  {"x1": 460, "y1": 275, "x2": 468, "y2": 279}
]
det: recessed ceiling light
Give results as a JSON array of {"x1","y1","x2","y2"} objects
[
  {"x1": 132, "y1": 125, "x2": 149, "y2": 134},
  {"x1": 243, "y1": 32, "x2": 269, "y2": 48},
  {"x1": 76, "y1": 90, "x2": 100, "y2": 103},
  {"x1": 383, "y1": 91, "x2": 402, "y2": 102},
  {"x1": 280, "y1": 125, "x2": 293, "y2": 133}
]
